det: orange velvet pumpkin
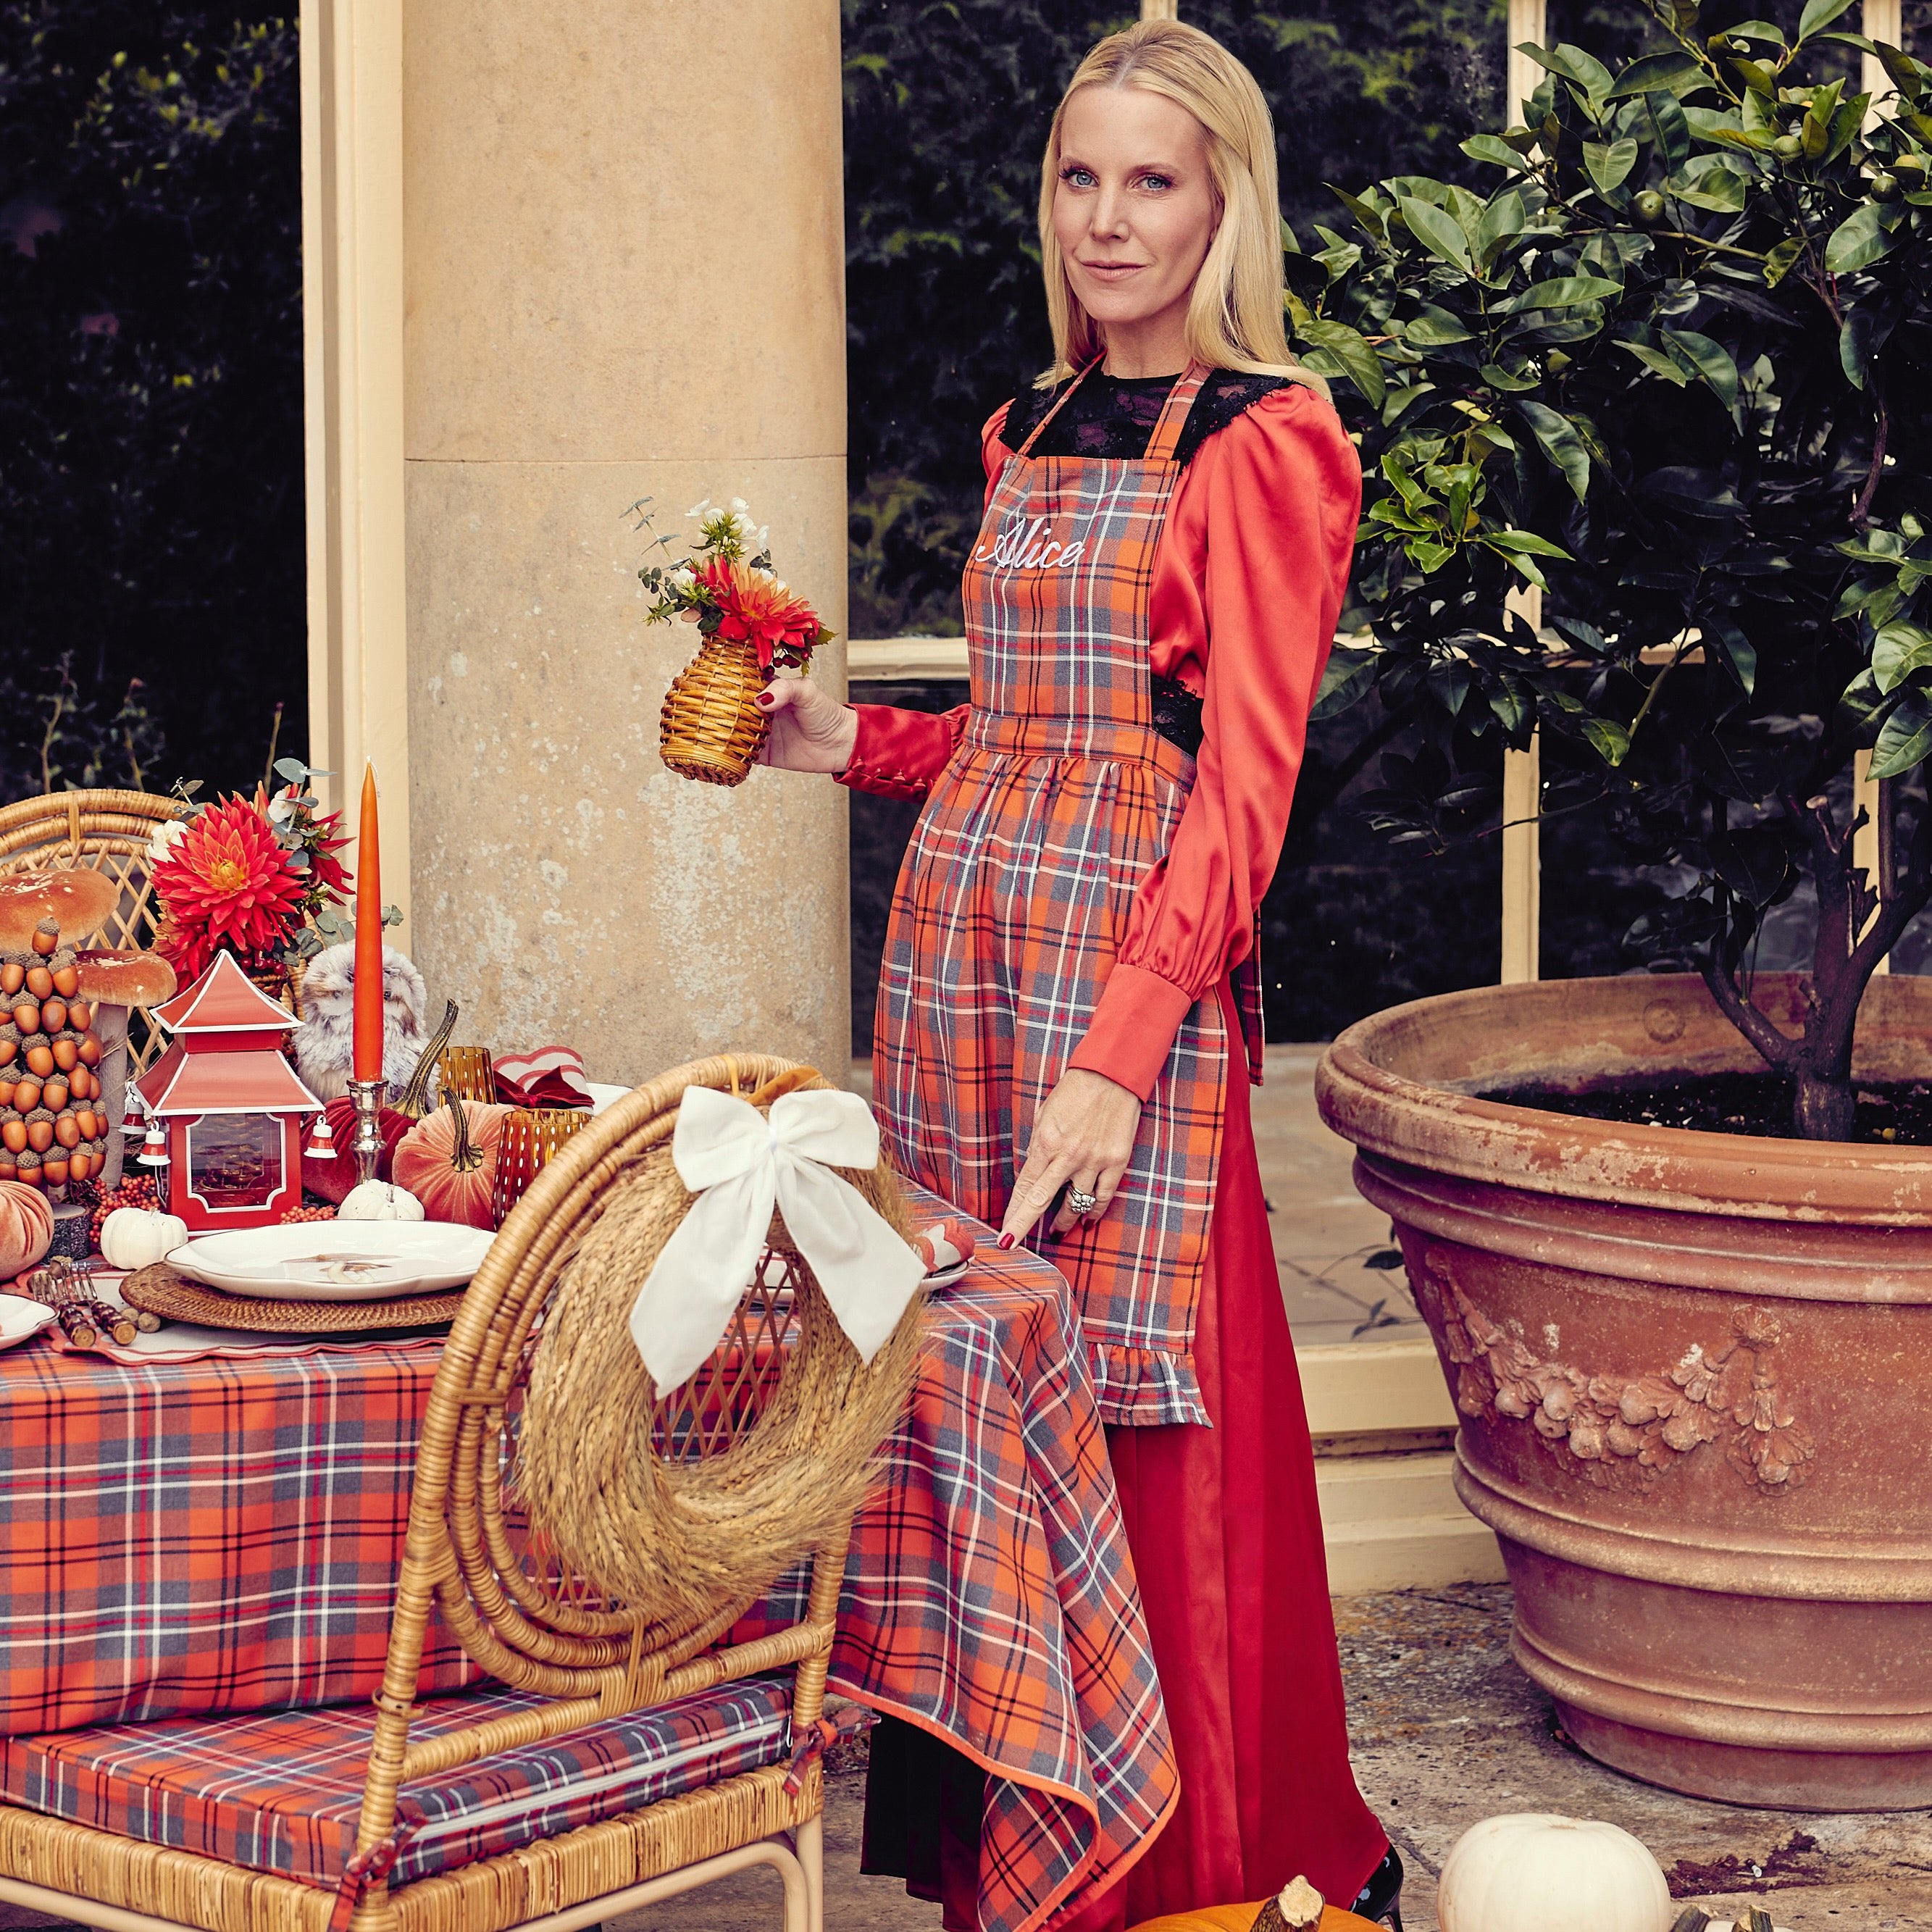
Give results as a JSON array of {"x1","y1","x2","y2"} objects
[
  {"x1": 1127, "y1": 1905, "x2": 1381, "y2": 1932},
  {"x1": 391, "y1": 1095, "x2": 511, "y2": 1229},
  {"x1": 0, "y1": 1178, "x2": 55, "y2": 1278}
]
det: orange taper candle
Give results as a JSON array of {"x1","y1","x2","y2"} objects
[{"x1": 352, "y1": 764, "x2": 384, "y2": 1083}]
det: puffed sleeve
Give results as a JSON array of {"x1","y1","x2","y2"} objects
[
  {"x1": 1068, "y1": 385, "x2": 1362, "y2": 1098},
  {"x1": 835, "y1": 402, "x2": 1015, "y2": 800}
]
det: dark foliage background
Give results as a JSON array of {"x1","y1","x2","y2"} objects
[
  {"x1": 842, "y1": 0, "x2": 1932, "y2": 1047},
  {"x1": 0, "y1": 1, "x2": 304, "y2": 802}
]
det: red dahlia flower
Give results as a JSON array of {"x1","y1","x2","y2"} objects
[
  {"x1": 153, "y1": 794, "x2": 306, "y2": 982},
  {"x1": 697, "y1": 557, "x2": 823, "y2": 670}
]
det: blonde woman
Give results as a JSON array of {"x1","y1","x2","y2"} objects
[{"x1": 761, "y1": 20, "x2": 1399, "y2": 1928}]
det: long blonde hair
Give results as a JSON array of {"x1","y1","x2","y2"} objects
[{"x1": 1037, "y1": 20, "x2": 1319, "y2": 393}]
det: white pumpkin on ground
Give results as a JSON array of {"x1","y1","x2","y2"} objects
[
  {"x1": 338, "y1": 1180, "x2": 426, "y2": 1222},
  {"x1": 1437, "y1": 1813, "x2": 1670, "y2": 1932},
  {"x1": 99, "y1": 1207, "x2": 189, "y2": 1272}
]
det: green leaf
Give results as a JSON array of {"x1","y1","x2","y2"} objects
[
  {"x1": 1666, "y1": 154, "x2": 1747, "y2": 211},
  {"x1": 1797, "y1": 0, "x2": 1858, "y2": 43},
  {"x1": 1584, "y1": 138, "x2": 1641, "y2": 194},
  {"x1": 1870, "y1": 690, "x2": 1932, "y2": 779},
  {"x1": 1507, "y1": 274, "x2": 1624, "y2": 311},
  {"x1": 1312, "y1": 649, "x2": 1378, "y2": 721},
  {"x1": 1824, "y1": 204, "x2": 1899, "y2": 273},
  {"x1": 1583, "y1": 718, "x2": 1632, "y2": 765},
  {"x1": 1402, "y1": 304, "x2": 1475, "y2": 346},
  {"x1": 1461, "y1": 133, "x2": 1532, "y2": 173},
  {"x1": 1648, "y1": 88, "x2": 1692, "y2": 170},
  {"x1": 1661, "y1": 328, "x2": 1741, "y2": 408},
  {"x1": 1707, "y1": 827, "x2": 1791, "y2": 908},
  {"x1": 1381, "y1": 383, "x2": 1438, "y2": 427},
  {"x1": 1520, "y1": 41, "x2": 1615, "y2": 103},
  {"x1": 1872, "y1": 622, "x2": 1932, "y2": 693},
  {"x1": 1476, "y1": 188, "x2": 1527, "y2": 267},
  {"x1": 1397, "y1": 195, "x2": 1474, "y2": 275},
  {"x1": 1300, "y1": 318, "x2": 1386, "y2": 408},
  {"x1": 1763, "y1": 237, "x2": 1805, "y2": 287},
  {"x1": 1606, "y1": 52, "x2": 1710, "y2": 98},
  {"x1": 1480, "y1": 361, "x2": 1542, "y2": 391},
  {"x1": 1486, "y1": 530, "x2": 1573, "y2": 559},
  {"x1": 1615, "y1": 338, "x2": 1694, "y2": 383},
  {"x1": 1516, "y1": 399, "x2": 1594, "y2": 501},
  {"x1": 1706, "y1": 618, "x2": 1758, "y2": 695},
  {"x1": 1326, "y1": 184, "x2": 1388, "y2": 243}
]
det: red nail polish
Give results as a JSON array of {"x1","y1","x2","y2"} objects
[
  {"x1": 755, "y1": 692, "x2": 774, "y2": 708},
  {"x1": 997, "y1": 1233, "x2": 1016, "y2": 1250}
]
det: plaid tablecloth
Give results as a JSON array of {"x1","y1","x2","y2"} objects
[
  {"x1": 0, "y1": 1213, "x2": 1173, "y2": 1932},
  {"x1": 745, "y1": 1190, "x2": 1179, "y2": 1932}
]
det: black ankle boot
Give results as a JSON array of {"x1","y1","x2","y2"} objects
[{"x1": 1352, "y1": 1844, "x2": 1404, "y2": 1930}]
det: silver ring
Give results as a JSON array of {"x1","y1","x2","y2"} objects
[{"x1": 1066, "y1": 1186, "x2": 1100, "y2": 1217}]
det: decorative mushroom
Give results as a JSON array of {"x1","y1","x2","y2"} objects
[{"x1": 0, "y1": 869, "x2": 119, "y2": 951}]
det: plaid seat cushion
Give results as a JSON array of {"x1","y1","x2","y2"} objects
[{"x1": 0, "y1": 1673, "x2": 793, "y2": 1890}]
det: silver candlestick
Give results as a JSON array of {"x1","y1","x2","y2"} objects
[{"x1": 348, "y1": 1077, "x2": 386, "y2": 1185}]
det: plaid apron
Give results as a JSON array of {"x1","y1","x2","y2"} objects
[{"x1": 875, "y1": 363, "x2": 1225, "y2": 1428}]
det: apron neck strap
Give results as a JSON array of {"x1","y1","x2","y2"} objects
[
  {"x1": 1144, "y1": 362, "x2": 1210, "y2": 466},
  {"x1": 1013, "y1": 358, "x2": 1102, "y2": 460}
]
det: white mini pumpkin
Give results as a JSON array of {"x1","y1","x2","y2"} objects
[
  {"x1": 99, "y1": 1206, "x2": 190, "y2": 1271},
  {"x1": 1437, "y1": 1813, "x2": 1670, "y2": 1932},
  {"x1": 338, "y1": 1180, "x2": 426, "y2": 1222}
]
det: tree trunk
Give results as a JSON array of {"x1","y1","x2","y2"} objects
[{"x1": 1793, "y1": 1068, "x2": 1857, "y2": 1142}]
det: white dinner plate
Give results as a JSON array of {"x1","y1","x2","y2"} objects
[
  {"x1": 167, "y1": 1222, "x2": 497, "y2": 1302},
  {"x1": 0, "y1": 1295, "x2": 57, "y2": 1350},
  {"x1": 585, "y1": 1082, "x2": 630, "y2": 1116},
  {"x1": 924, "y1": 1259, "x2": 971, "y2": 1290}
]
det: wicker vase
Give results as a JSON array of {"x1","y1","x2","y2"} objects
[{"x1": 659, "y1": 637, "x2": 770, "y2": 787}]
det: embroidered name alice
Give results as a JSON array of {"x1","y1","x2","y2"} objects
[{"x1": 972, "y1": 517, "x2": 1087, "y2": 572}]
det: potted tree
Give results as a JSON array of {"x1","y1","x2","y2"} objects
[{"x1": 1301, "y1": 1, "x2": 1932, "y2": 1808}]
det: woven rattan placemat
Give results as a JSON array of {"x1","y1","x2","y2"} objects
[{"x1": 121, "y1": 1265, "x2": 467, "y2": 1334}]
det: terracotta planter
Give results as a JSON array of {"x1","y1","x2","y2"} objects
[{"x1": 1316, "y1": 974, "x2": 1932, "y2": 1810}]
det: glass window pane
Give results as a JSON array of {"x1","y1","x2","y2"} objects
[{"x1": 186, "y1": 1115, "x2": 283, "y2": 1209}]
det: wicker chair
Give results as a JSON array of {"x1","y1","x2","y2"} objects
[
  {"x1": 0, "y1": 1053, "x2": 916, "y2": 1932},
  {"x1": 0, "y1": 787, "x2": 183, "y2": 1074}
]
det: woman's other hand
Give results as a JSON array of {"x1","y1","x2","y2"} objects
[
  {"x1": 998, "y1": 1069, "x2": 1142, "y2": 1249},
  {"x1": 756, "y1": 677, "x2": 859, "y2": 773}
]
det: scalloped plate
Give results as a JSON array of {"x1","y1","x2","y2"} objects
[
  {"x1": 0, "y1": 1295, "x2": 57, "y2": 1350},
  {"x1": 166, "y1": 1222, "x2": 496, "y2": 1301}
]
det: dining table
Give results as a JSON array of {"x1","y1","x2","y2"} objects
[{"x1": 0, "y1": 1186, "x2": 1176, "y2": 1932}]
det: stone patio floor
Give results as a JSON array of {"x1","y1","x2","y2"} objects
[{"x1": 619, "y1": 1581, "x2": 1932, "y2": 1929}]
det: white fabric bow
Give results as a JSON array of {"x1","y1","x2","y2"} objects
[{"x1": 628, "y1": 1085, "x2": 927, "y2": 1393}]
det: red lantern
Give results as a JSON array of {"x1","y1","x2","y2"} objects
[{"x1": 132, "y1": 954, "x2": 323, "y2": 1231}]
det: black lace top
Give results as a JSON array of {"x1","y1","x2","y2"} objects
[{"x1": 1002, "y1": 367, "x2": 1295, "y2": 469}]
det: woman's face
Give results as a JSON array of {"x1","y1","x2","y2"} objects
[{"x1": 1051, "y1": 84, "x2": 1218, "y2": 362}]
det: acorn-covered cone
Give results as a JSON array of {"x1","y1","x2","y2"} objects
[
  {"x1": 1252, "y1": 1877, "x2": 1325, "y2": 1931},
  {"x1": 658, "y1": 636, "x2": 771, "y2": 787}
]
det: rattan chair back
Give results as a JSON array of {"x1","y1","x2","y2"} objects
[
  {"x1": 0, "y1": 788, "x2": 182, "y2": 1073},
  {"x1": 350, "y1": 1053, "x2": 923, "y2": 1913}
]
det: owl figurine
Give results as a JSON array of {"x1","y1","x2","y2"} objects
[{"x1": 292, "y1": 941, "x2": 432, "y2": 1104}]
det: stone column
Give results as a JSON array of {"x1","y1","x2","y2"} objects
[{"x1": 401, "y1": 0, "x2": 850, "y2": 1084}]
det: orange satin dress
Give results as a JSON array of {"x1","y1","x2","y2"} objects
[{"x1": 842, "y1": 376, "x2": 1387, "y2": 1926}]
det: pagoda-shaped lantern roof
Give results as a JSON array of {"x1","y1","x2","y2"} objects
[
  {"x1": 135, "y1": 953, "x2": 320, "y2": 1118},
  {"x1": 151, "y1": 951, "x2": 300, "y2": 1035}
]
